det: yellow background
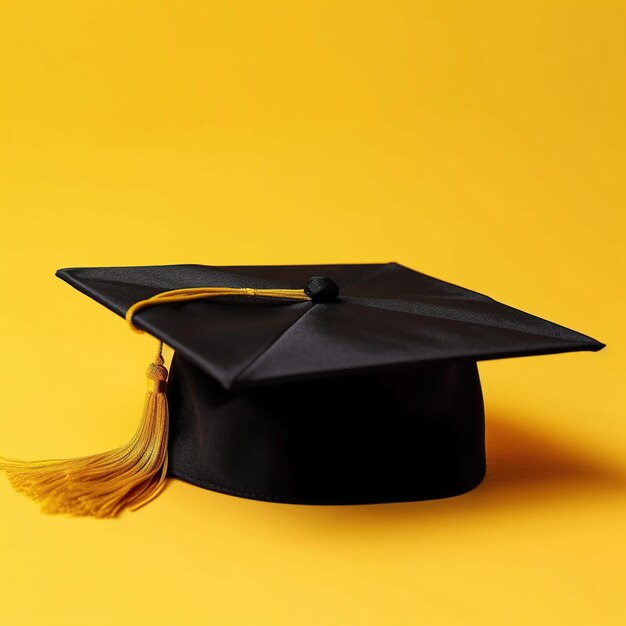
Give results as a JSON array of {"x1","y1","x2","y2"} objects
[{"x1": 1, "y1": 1, "x2": 624, "y2": 624}]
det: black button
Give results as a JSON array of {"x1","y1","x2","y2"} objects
[{"x1": 304, "y1": 276, "x2": 340, "y2": 303}]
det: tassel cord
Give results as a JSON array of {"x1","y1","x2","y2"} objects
[{"x1": 125, "y1": 286, "x2": 310, "y2": 333}]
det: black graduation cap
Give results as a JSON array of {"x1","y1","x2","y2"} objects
[{"x1": 0, "y1": 263, "x2": 604, "y2": 516}]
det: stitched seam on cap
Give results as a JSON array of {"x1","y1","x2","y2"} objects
[
  {"x1": 232, "y1": 302, "x2": 316, "y2": 384},
  {"x1": 232, "y1": 262, "x2": 395, "y2": 384}
]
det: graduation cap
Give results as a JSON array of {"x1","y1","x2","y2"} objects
[{"x1": 0, "y1": 263, "x2": 604, "y2": 517}]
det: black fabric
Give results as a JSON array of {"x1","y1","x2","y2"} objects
[
  {"x1": 54, "y1": 262, "x2": 603, "y2": 504},
  {"x1": 55, "y1": 263, "x2": 603, "y2": 390},
  {"x1": 166, "y1": 354, "x2": 486, "y2": 504}
]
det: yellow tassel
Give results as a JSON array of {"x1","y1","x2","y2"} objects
[
  {"x1": 0, "y1": 343, "x2": 169, "y2": 518},
  {"x1": 0, "y1": 285, "x2": 310, "y2": 517}
]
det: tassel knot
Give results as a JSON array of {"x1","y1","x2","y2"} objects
[{"x1": 146, "y1": 362, "x2": 168, "y2": 381}]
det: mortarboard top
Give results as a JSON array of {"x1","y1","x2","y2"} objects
[
  {"x1": 0, "y1": 263, "x2": 604, "y2": 516},
  {"x1": 56, "y1": 262, "x2": 603, "y2": 388}
]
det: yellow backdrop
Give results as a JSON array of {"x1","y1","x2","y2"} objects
[{"x1": 1, "y1": 2, "x2": 624, "y2": 625}]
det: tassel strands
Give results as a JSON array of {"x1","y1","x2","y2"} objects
[{"x1": 0, "y1": 342, "x2": 170, "y2": 518}]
